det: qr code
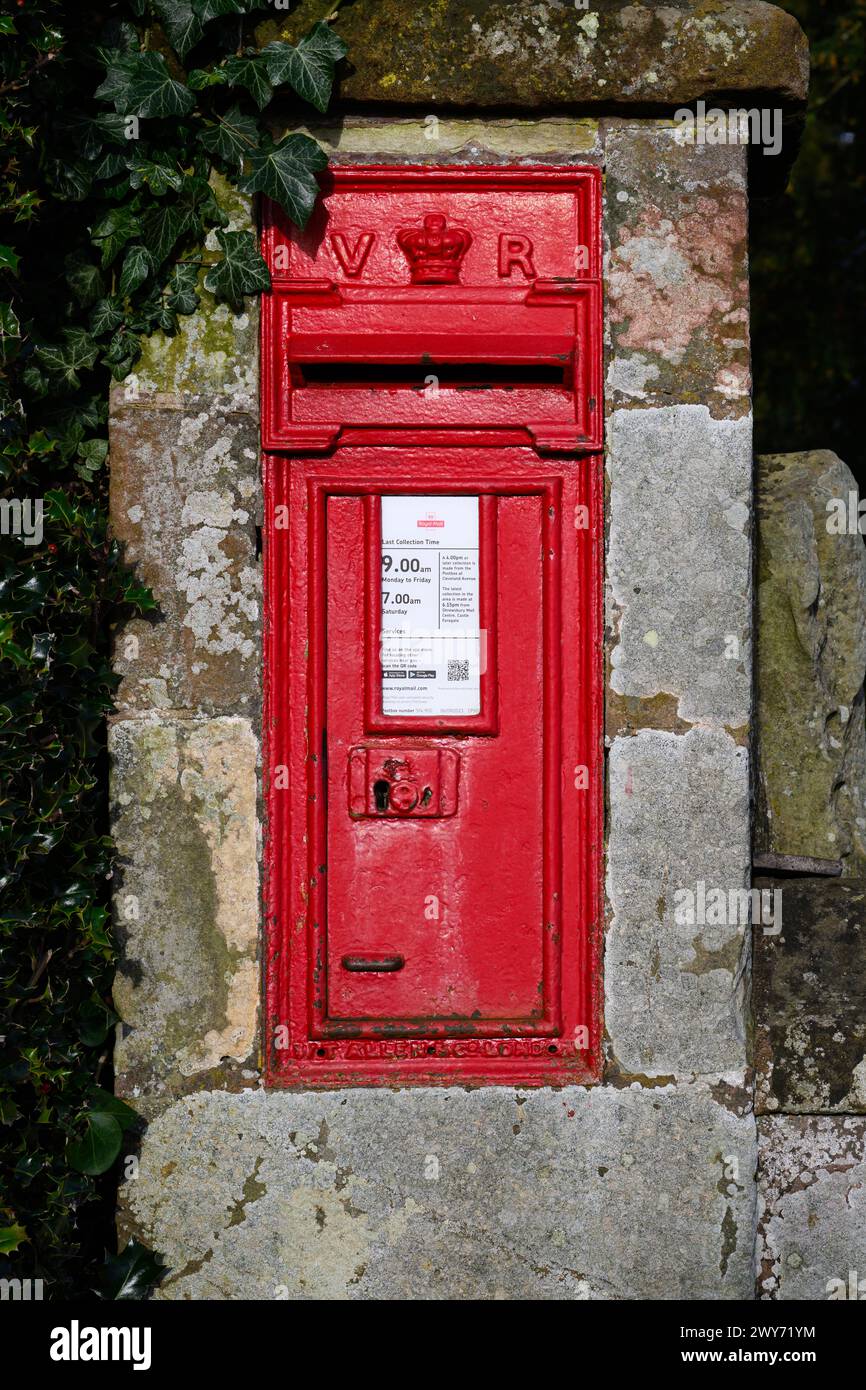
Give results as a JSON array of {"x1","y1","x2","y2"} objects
[{"x1": 447, "y1": 659, "x2": 470, "y2": 682}]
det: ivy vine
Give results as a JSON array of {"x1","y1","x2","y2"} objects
[{"x1": 0, "y1": 0, "x2": 345, "y2": 1298}]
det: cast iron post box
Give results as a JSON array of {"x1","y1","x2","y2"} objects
[{"x1": 263, "y1": 166, "x2": 603, "y2": 1086}]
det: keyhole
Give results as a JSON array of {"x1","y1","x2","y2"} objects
[{"x1": 373, "y1": 779, "x2": 390, "y2": 812}]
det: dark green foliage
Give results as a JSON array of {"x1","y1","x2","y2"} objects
[
  {"x1": 752, "y1": 1, "x2": 866, "y2": 480},
  {"x1": 0, "y1": 0, "x2": 345, "y2": 1299}
]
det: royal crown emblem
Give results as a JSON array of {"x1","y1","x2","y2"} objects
[{"x1": 396, "y1": 213, "x2": 473, "y2": 285}]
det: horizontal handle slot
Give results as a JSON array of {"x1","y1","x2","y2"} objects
[
  {"x1": 341, "y1": 954, "x2": 405, "y2": 973},
  {"x1": 295, "y1": 362, "x2": 569, "y2": 389}
]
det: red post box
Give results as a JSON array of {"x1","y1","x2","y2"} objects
[{"x1": 263, "y1": 166, "x2": 603, "y2": 1086}]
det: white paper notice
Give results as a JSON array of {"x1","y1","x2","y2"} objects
[{"x1": 380, "y1": 495, "x2": 481, "y2": 717}]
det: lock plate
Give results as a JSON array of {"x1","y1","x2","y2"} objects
[{"x1": 348, "y1": 746, "x2": 459, "y2": 818}]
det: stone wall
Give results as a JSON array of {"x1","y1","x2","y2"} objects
[{"x1": 753, "y1": 450, "x2": 866, "y2": 1301}]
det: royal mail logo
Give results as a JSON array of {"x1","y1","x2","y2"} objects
[
  {"x1": 397, "y1": 212, "x2": 472, "y2": 285},
  {"x1": 416, "y1": 514, "x2": 445, "y2": 528}
]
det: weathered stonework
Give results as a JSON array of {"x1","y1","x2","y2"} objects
[
  {"x1": 111, "y1": 409, "x2": 260, "y2": 718},
  {"x1": 753, "y1": 879, "x2": 866, "y2": 1115},
  {"x1": 755, "y1": 451, "x2": 866, "y2": 874},
  {"x1": 756, "y1": 1116, "x2": 866, "y2": 1300},
  {"x1": 604, "y1": 128, "x2": 751, "y2": 421},
  {"x1": 287, "y1": 116, "x2": 602, "y2": 162},
  {"x1": 123, "y1": 1083, "x2": 756, "y2": 1301},
  {"x1": 606, "y1": 728, "x2": 750, "y2": 1077},
  {"x1": 111, "y1": 716, "x2": 259, "y2": 1105},
  {"x1": 607, "y1": 405, "x2": 752, "y2": 728},
  {"x1": 259, "y1": 1, "x2": 808, "y2": 109}
]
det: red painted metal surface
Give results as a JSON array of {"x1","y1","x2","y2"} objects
[
  {"x1": 262, "y1": 165, "x2": 603, "y2": 1087},
  {"x1": 261, "y1": 165, "x2": 602, "y2": 454}
]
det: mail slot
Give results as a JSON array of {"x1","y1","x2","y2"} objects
[
  {"x1": 263, "y1": 165, "x2": 603, "y2": 1087},
  {"x1": 261, "y1": 166, "x2": 602, "y2": 454}
]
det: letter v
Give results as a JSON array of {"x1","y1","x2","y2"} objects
[{"x1": 331, "y1": 231, "x2": 375, "y2": 277}]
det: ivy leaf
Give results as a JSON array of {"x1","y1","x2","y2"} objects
[
  {"x1": 204, "y1": 229, "x2": 270, "y2": 308},
  {"x1": 65, "y1": 253, "x2": 104, "y2": 308},
  {"x1": 67, "y1": 1111, "x2": 122, "y2": 1175},
  {"x1": 95, "y1": 1239, "x2": 167, "y2": 1301},
  {"x1": 47, "y1": 158, "x2": 91, "y2": 202},
  {"x1": 128, "y1": 155, "x2": 183, "y2": 196},
  {"x1": 92, "y1": 149, "x2": 129, "y2": 183},
  {"x1": 186, "y1": 68, "x2": 226, "y2": 91},
  {"x1": 36, "y1": 329, "x2": 99, "y2": 388},
  {"x1": 0, "y1": 303, "x2": 21, "y2": 366},
  {"x1": 194, "y1": 0, "x2": 248, "y2": 20},
  {"x1": 262, "y1": 23, "x2": 348, "y2": 113},
  {"x1": 152, "y1": 0, "x2": 204, "y2": 61},
  {"x1": 166, "y1": 261, "x2": 200, "y2": 315},
  {"x1": 97, "y1": 52, "x2": 195, "y2": 120},
  {"x1": 87, "y1": 1086, "x2": 137, "y2": 1130},
  {"x1": 224, "y1": 55, "x2": 273, "y2": 112},
  {"x1": 93, "y1": 52, "x2": 136, "y2": 110},
  {"x1": 91, "y1": 206, "x2": 139, "y2": 268},
  {"x1": 89, "y1": 298, "x2": 124, "y2": 336},
  {"x1": 119, "y1": 244, "x2": 153, "y2": 296},
  {"x1": 0, "y1": 1223, "x2": 28, "y2": 1254},
  {"x1": 77, "y1": 438, "x2": 110, "y2": 482},
  {"x1": 102, "y1": 330, "x2": 141, "y2": 381},
  {"x1": 141, "y1": 203, "x2": 189, "y2": 267},
  {"x1": 238, "y1": 133, "x2": 327, "y2": 228},
  {"x1": 197, "y1": 104, "x2": 258, "y2": 170},
  {"x1": 92, "y1": 112, "x2": 134, "y2": 147}
]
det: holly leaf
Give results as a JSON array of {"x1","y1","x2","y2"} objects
[
  {"x1": 197, "y1": 104, "x2": 258, "y2": 170},
  {"x1": 0, "y1": 1223, "x2": 28, "y2": 1254},
  {"x1": 238, "y1": 132, "x2": 327, "y2": 228},
  {"x1": 36, "y1": 329, "x2": 99, "y2": 387},
  {"x1": 261, "y1": 23, "x2": 347, "y2": 113},
  {"x1": 119, "y1": 244, "x2": 153, "y2": 296},
  {"x1": 152, "y1": 0, "x2": 204, "y2": 60},
  {"x1": 224, "y1": 55, "x2": 273, "y2": 112},
  {"x1": 0, "y1": 245, "x2": 20, "y2": 274},
  {"x1": 67, "y1": 1111, "x2": 122, "y2": 1175},
  {"x1": 204, "y1": 229, "x2": 270, "y2": 308},
  {"x1": 95, "y1": 1239, "x2": 167, "y2": 1301}
]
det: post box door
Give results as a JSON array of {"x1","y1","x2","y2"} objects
[
  {"x1": 264, "y1": 445, "x2": 602, "y2": 1086},
  {"x1": 326, "y1": 489, "x2": 543, "y2": 1025}
]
